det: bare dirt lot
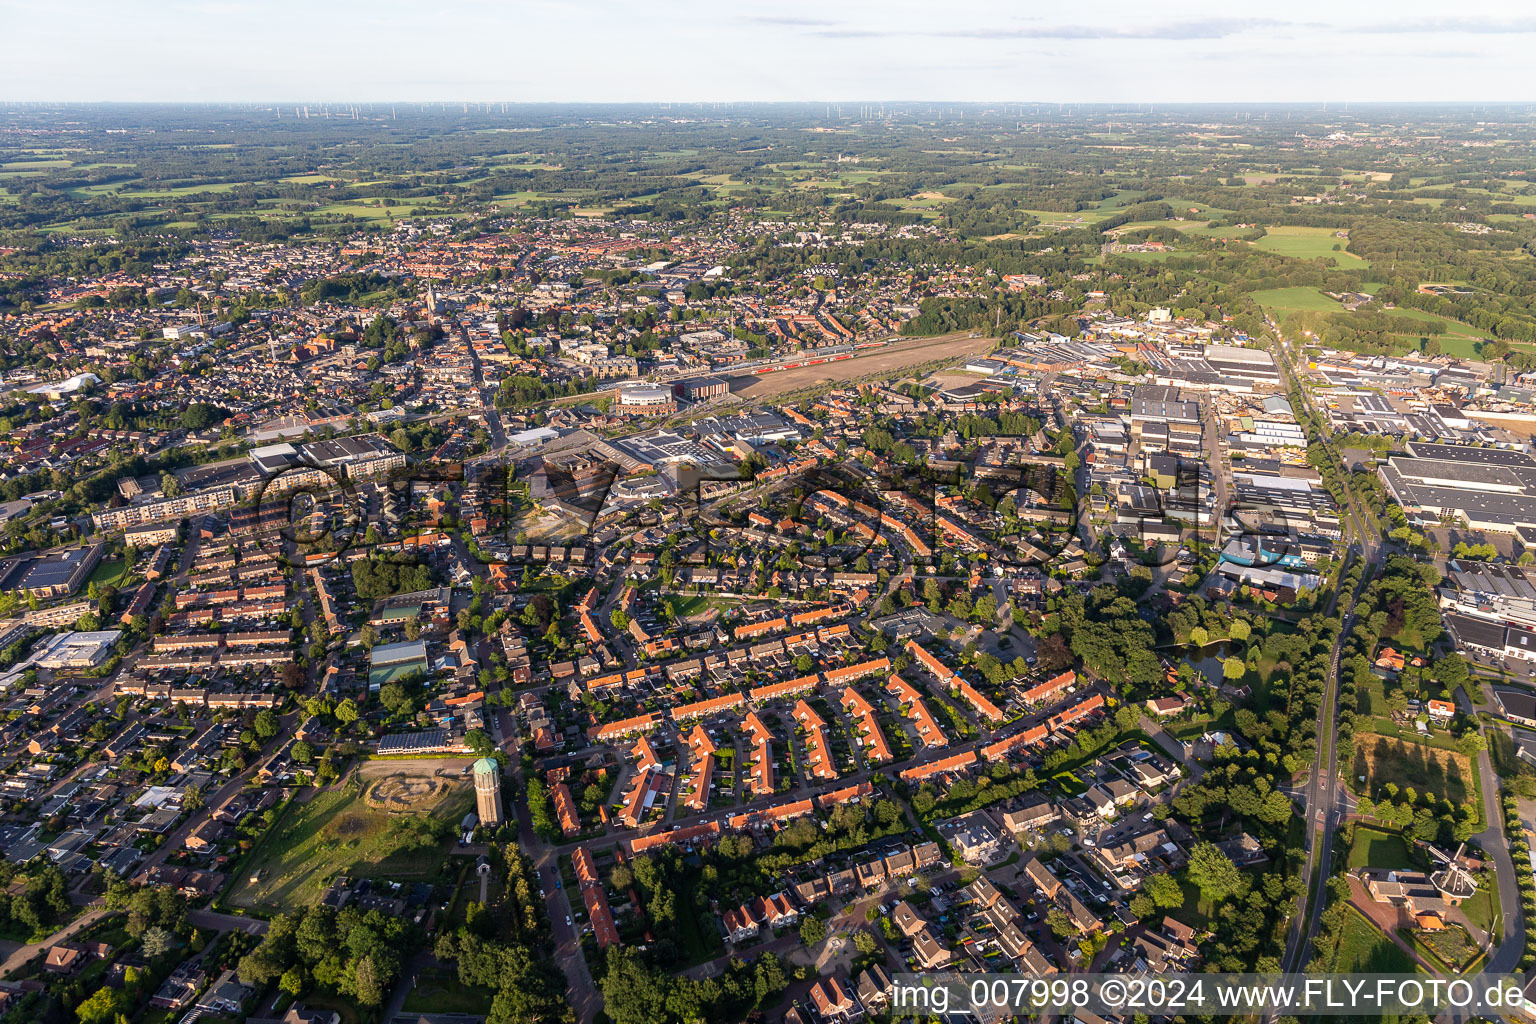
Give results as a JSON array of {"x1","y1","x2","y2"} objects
[
  {"x1": 356, "y1": 758, "x2": 474, "y2": 813},
  {"x1": 724, "y1": 332, "x2": 993, "y2": 401}
]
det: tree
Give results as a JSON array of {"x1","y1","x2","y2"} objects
[
  {"x1": 1144, "y1": 873, "x2": 1184, "y2": 910},
  {"x1": 359, "y1": 624, "x2": 378, "y2": 650},
  {"x1": 75, "y1": 989, "x2": 125, "y2": 1024},
  {"x1": 141, "y1": 925, "x2": 175, "y2": 958},
  {"x1": 353, "y1": 954, "x2": 386, "y2": 1006},
  {"x1": 292, "y1": 740, "x2": 315, "y2": 764},
  {"x1": 602, "y1": 948, "x2": 671, "y2": 1024},
  {"x1": 1188, "y1": 625, "x2": 1209, "y2": 647},
  {"x1": 799, "y1": 917, "x2": 827, "y2": 947},
  {"x1": 334, "y1": 699, "x2": 359, "y2": 725},
  {"x1": 1222, "y1": 657, "x2": 1246, "y2": 681},
  {"x1": 254, "y1": 709, "x2": 280, "y2": 740},
  {"x1": 379, "y1": 682, "x2": 408, "y2": 713},
  {"x1": 466, "y1": 729, "x2": 496, "y2": 758},
  {"x1": 1186, "y1": 841, "x2": 1245, "y2": 904},
  {"x1": 853, "y1": 928, "x2": 878, "y2": 956}
]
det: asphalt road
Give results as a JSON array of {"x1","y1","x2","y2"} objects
[{"x1": 1432, "y1": 687, "x2": 1528, "y2": 1024}]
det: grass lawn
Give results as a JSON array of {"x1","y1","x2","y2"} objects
[
  {"x1": 401, "y1": 967, "x2": 496, "y2": 1015},
  {"x1": 671, "y1": 594, "x2": 712, "y2": 617},
  {"x1": 1460, "y1": 872, "x2": 1501, "y2": 936},
  {"x1": 1356, "y1": 672, "x2": 1388, "y2": 718},
  {"x1": 1172, "y1": 874, "x2": 1223, "y2": 934},
  {"x1": 1335, "y1": 906, "x2": 1418, "y2": 973},
  {"x1": 1249, "y1": 286, "x2": 1343, "y2": 313},
  {"x1": 88, "y1": 557, "x2": 127, "y2": 586},
  {"x1": 1346, "y1": 826, "x2": 1412, "y2": 870},
  {"x1": 1050, "y1": 771, "x2": 1087, "y2": 796},
  {"x1": 1254, "y1": 226, "x2": 1371, "y2": 267},
  {"x1": 224, "y1": 782, "x2": 471, "y2": 914}
]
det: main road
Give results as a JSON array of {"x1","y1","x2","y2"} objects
[
  {"x1": 1275, "y1": 572, "x2": 1367, "y2": 978},
  {"x1": 1269, "y1": 324, "x2": 1383, "y2": 982}
]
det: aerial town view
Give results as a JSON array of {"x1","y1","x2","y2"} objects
[{"x1": 4, "y1": 5, "x2": 1536, "y2": 1024}]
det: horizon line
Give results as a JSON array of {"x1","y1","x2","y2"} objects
[{"x1": 3, "y1": 99, "x2": 1536, "y2": 108}]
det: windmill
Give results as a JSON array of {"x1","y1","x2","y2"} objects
[{"x1": 1427, "y1": 842, "x2": 1477, "y2": 902}]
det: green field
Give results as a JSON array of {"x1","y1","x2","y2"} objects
[
  {"x1": 1383, "y1": 306, "x2": 1499, "y2": 350},
  {"x1": 401, "y1": 968, "x2": 496, "y2": 1015},
  {"x1": 1172, "y1": 875, "x2": 1224, "y2": 934},
  {"x1": 1346, "y1": 826, "x2": 1412, "y2": 870},
  {"x1": 1460, "y1": 873, "x2": 1501, "y2": 937},
  {"x1": 88, "y1": 557, "x2": 127, "y2": 586},
  {"x1": 1254, "y1": 226, "x2": 1371, "y2": 267},
  {"x1": 1249, "y1": 286, "x2": 1343, "y2": 313},
  {"x1": 225, "y1": 781, "x2": 472, "y2": 913},
  {"x1": 1334, "y1": 907, "x2": 1418, "y2": 973}
]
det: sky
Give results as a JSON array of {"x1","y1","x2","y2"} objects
[{"x1": 2, "y1": 0, "x2": 1535, "y2": 104}]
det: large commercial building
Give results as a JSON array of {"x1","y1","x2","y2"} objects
[
  {"x1": 1202, "y1": 344, "x2": 1280, "y2": 385},
  {"x1": 473, "y1": 757, "x2": 503, "y2": 826},
  {"x1": 248, "y1": 434, "x2": 406, "y2": 493},
  {"x1": 616, "y1": 384, "x2": 677, "y2": 416},
  {"x1": 29, "y1": 629, "x2": 123, "y2": 670},
  {"x1": 298, "y1": 434, "x2": 408, "y2": 480},
  {"x1": 1439, "y1": 560, "x2": 1536, "y2": 630},
  {"x1": 0, "y1": 543, "x2": 104, "y2": 600},
  {"x1": 368, "y1": 640, "x2": 430, "y2": 689},
  {"x1": 1130, "y1": 386, "x2": 1200, "y2": 427},
  {"x1": 1382, "y1": 443, "x2": 1536, "y2": 533},
  {"x1": 679, "y1": 376, "x2": 729, "y2": 401},
  {"x1": 1439, "y1": 559, "x2": 1536, "y2": 663}
]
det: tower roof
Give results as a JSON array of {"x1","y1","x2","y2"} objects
[{"x1": 473, "y1": 757, "x2": 499, "y2": 775}]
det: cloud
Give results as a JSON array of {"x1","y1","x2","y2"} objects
[
  {"x1": 797, "y1": 15, "x2": 1536, "y2": 43},
  {"x1": 983, "y1": 18, "x2": 1289, "y2": 39},
  {"x1": 803, "y1": 17, "x2": 1292, "y2": 42},
  {"x1": 740, "y1": 15, "x2": 838, "y2": 27},
  {"x1": 1353, "y1": 17, "x2": 1536, "y2": 33}
]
